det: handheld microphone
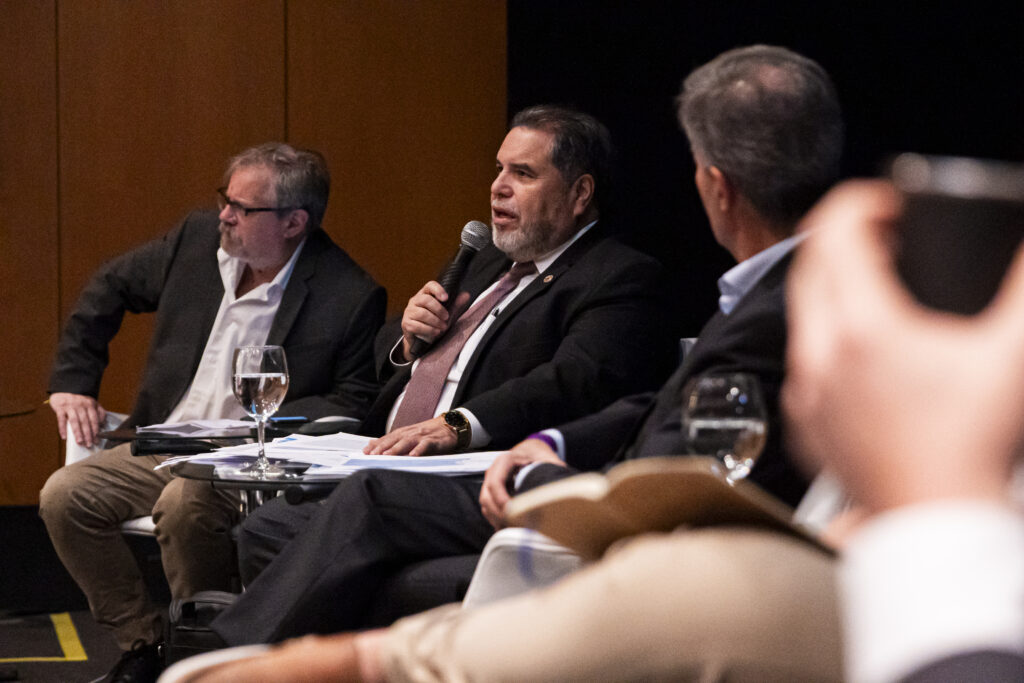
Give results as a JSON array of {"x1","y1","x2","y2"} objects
[{"x1": 409, "y1": 220, "x2": 491, "y2": 358}]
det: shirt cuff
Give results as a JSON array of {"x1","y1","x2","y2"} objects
[
  {"x1": 540, "y1": 428, "x2": 566, "y2": 460},
  {"x1": 513, "y1": 429, "x2": 566, "y2": 490},
  {"x1": 841, "y1": 500, "x2": 1024, "y2": 683},
  {"x1": 459, "y1": 408, "x2": 490, "y2": 449}
]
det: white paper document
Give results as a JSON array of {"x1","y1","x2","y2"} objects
[{"x1": 156, "y1": 431, "x2": 503, "y2": 478}]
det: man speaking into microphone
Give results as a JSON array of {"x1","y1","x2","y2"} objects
[
  {"x1": 353, "y1": 104, "x2": 680, "y2": 458},
  {"x1": 218, "y1": 106, "x2": 681, "y2": 633}
]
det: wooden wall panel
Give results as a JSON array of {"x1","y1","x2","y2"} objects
[
  {"x1": 287, "y1": 0, "x2": 508, "y2": 311},
  {"x1": 58, "y1": 1, "x2": 287, "y2": 414},
  {"x1": 1, "y1": 0, "x2": 506, "y2": 503},
  {"x1": 0, "y1": 3, "x2": 60, "y2": 504}
]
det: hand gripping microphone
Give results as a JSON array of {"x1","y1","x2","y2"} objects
[{"x1": 409, "y1": 220, "x2": 492, "y2": 358}]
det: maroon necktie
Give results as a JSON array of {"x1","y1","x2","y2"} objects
[{"x1": 390, "y1": 261, "x2": 537, "y2": 429}]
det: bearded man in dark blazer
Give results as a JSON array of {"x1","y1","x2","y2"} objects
[
  {"x1": 39, "y1": 143, "x2": 385, "y2": 680},
  {"x1": 353, "y1": 105, "x2": 679, "y2": 457}
]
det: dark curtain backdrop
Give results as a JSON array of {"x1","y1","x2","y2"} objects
[{"x1": 508, "y1": 0, "x2": 1024, "y2": 335}]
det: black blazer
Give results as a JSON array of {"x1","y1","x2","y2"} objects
[
  {"x1": 49, "y1": 210, "x2": 386, "y2": 428},
  {"x1": 525, "y1": 250, "x2": 809, "y2": 507},
  {"x1": 360, "y1": 224, "x2": 680, "y2": 449},
  {"x1": 900, "y1": 650, "x2": 1024, "y2": 682}
]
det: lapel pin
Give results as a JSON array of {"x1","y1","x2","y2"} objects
[{"x1": 543, "y1": 274, "x2": 554, "y2": 283}]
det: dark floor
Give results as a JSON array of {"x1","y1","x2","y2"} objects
[
  {"x1": 1, "y1": 506, "x2": 167, "y2": 682},
  {"x1": 0, "y1": 610, "x2": 121, "y2": 682}
]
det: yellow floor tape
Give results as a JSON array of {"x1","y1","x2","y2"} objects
[{"x1": 0, "y1": 612, "x2": 88, "y2": 663}]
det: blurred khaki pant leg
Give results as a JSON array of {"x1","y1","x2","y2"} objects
[{"x1": 383, "y1": 527, "x2": 841, "y2": 683}]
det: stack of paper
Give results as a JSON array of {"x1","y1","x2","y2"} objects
[{"x1": 155, "y1": 431, "x2": 502, "y2": 478}]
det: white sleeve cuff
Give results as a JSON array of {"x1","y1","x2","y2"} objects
[
  {"x1": 459, "y1": 408, "x2": 490, "y2": 449},
  {"x1": 513, "y1": 429, "x2": 566, "y2": 490},
  {"x1": 543, "y1": 428, "x2": 567, "y2": 461},
  {"x1": 842, "y1": 500, "x2": 1024, "y2": 683}
]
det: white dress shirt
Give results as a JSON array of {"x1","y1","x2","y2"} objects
[{"x1": 164, "y1": 240, "x2": 305, "y2": 423}]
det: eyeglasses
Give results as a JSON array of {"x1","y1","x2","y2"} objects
[{"x1": 216, "y1": 187, "x2": 297, "y2": 217}]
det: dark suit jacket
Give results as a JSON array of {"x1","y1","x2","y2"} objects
[
  {"x1": 901, "y1": 650, "x2": 1024, "y2": 682},
  {"x1": 359, "y1": 224, "x2": 680, "y2": 448},
  {"x1": 49, "y1": 210, "x2": 386, "y2": 428},
  {"x1": 523, "y1": 250, "x2": 809, "y2": 507}
]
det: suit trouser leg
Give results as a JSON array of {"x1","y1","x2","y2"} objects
[
  {"x1": 212, "y1": 469, "x2": 494, "y2": 645},
  {"x1": 153, "y1": 476, "x2": 241, "y2": 598},
  {"x1": 381, "y1": 528, "x2": 842, "y2": 683},
  {"x1": 232, "y1": 493, "x2": 321, "y2": 587},
  {"x1": 38, "y1": 443, "x2": 170, "y2": 650}
]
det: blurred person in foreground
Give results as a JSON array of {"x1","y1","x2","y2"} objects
[{"x1": 784, "y1": 180, "x2": 1024, "y2": 682}]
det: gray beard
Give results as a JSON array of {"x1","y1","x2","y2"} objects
[
  {"x1": 219, "y1": 230, "x2": 239, "y2": 256},
  {"x1": 491, "y1": 220, "x2": 558, "y2": 263}
]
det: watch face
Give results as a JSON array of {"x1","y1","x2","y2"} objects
[{"x1": 444, "y1": 412, "x2": 470, "y2": 449}]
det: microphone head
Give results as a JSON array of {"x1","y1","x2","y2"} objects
[{"x1": 460, "y1": 220, "x2": 492, "y2": 251}]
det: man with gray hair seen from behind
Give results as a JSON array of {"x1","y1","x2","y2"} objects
[{"x1": 40, "y1": 142, "x2": 386, "y2": 683}]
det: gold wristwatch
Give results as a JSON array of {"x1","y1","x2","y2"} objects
[{"x1": 442, "y1": 410, "x2": 472, "y2": 451}]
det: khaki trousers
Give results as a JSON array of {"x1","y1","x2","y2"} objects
[
  {"x1": 38, "y1": 443, "x2": 240, "y2": 649},
  {"x1": 382, "y1": 527, "x2": 842, "y2": 683}
]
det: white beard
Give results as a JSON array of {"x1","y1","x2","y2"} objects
[{"x1": 491, "y1": 219, "x2": 561, "y2": 262}]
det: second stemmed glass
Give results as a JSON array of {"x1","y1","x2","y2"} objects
[
  {"x1": 680, "y1": 372, "x2": 767, "y2": 484},
  {"x1": 232, "y1": 345, "x2": 290, "y2": 478}
]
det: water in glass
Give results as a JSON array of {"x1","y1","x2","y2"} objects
[
  {"x1": 681, "y1": 372, "x2": 767, "y2": 483},
  {"x1": 232, "y1": 345, "x2": 289, "y2": 478}
]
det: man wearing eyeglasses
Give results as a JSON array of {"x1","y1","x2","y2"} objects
[{"x1": 40, "y1": 142, "x2": 385, "y2": 683}]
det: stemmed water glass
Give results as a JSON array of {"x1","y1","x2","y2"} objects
[
  {"x1": 232, "y1": 345, "x2": 289, "y2": 478},
  {"x1": 680, "y1": 372, "x2": 767, "y2": 484}
]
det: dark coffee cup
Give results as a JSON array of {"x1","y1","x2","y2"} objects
[{"x1": 891, "y1": 153, "x2": 1024, "y2": 315}]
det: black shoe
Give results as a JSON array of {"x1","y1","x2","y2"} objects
[{"x1": 94, "y1": 640, "x2": 163, "y2": 683}]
